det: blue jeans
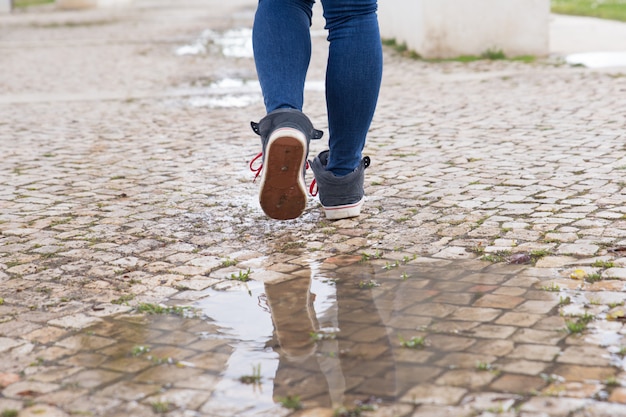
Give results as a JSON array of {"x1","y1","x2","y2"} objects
[{"x1": 253, "y1": 0, "x2": 383, "y2": 176}]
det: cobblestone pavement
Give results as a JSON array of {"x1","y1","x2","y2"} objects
[{"x1": 2, "y1": 1, "x2": 626, "y2": 416}]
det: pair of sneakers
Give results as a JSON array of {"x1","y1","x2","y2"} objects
[{"x1": 250, "y1": 108, "x2": 370, "y2": 221}]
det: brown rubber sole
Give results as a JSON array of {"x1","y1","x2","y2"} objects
[{"x1": 259, "y1": 128, "x2": 307, "y2": 220}]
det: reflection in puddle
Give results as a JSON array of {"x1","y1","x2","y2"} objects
[
  {"x1": 188, "y1": 94, "x2": 259, "y2": 108},
  {"x1": 209, "y1": 78, "x2": 258, "y2": 90},
  {"x1": 176, "y1": 28, "x2": 253, "y2": 58},
  {"x1": 566, "y1": 51, "x2": 626, "y2": 68},
  {"x1": 58, "y1": 257, "x2": 626, "y2": 415},
  {"x1": 194, "y1": 281, "x2": 279, "y2": 414}
]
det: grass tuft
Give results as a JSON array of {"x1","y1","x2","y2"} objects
[{"x1": 552, "y1": 0, "x2": 626, "y2": 22}]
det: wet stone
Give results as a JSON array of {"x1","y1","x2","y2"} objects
[
  {"x1": 489, "y1": 374, "x2": 546, "y2": 394},
  {"x1": 473, "y1": 294, "x2": 525, "y2": 309},
  {"x1": 19, "y1": 405, "x2": 69, "y2": 417},
  {"x1": 410, "y1": 405, "x2": 474, "y2": 417},
  {"x1": 496, "y1": 312, "x2": 543, "y2": 327},
  {"x1": 435, "y1": 369, "x2": 498, "y2": 389},
  {"x1": 3, "y1": 4, "x2": 626, "y2": 414},
  {"x1": 401, "y1": 383, "x2": 467, "y2": 406}
]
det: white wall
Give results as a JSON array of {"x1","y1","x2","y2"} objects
[
  {"x1": 378, "y1": 0, "x2": 550, "y2": 58},
  {"x1": 0, "y1": 0, "x2": 12, "y2": 14}
]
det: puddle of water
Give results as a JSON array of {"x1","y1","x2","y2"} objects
[
  {"x1": 176, "y1": 28, "x2": 253, "y2": 58},
  {"x1": 171, "y1": 78, "x2": 323, "y2": 109},
  {"x1": 566, "y1": 51, "x2": 626, "y2": 68},
  {"x1": 187, "y1": 94, "x2": 260, "y2": 109},
  {"x1": 47, "y1": 257, "x2": 626, "y2": 415}
]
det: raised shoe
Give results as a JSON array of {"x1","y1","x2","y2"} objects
[{"x1": 250, "y1": 109, "x2": 322, "y2": 220}]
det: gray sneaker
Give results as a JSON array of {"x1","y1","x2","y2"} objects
[
  {"x1": 250, "y1": 109, "x2": 322, "y2": 220},
  {"x1": 309, "y1": 150, "x2": 370, "y2": 220}
]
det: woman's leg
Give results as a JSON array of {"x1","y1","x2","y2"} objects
[
  {"x1": 321, "y1": 0, "x2": 383, "y2": 176},
  {"x1": 252, "y1": 0, "x2": 316, "y2": 112}
]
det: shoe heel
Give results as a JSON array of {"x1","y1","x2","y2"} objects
[{"x1": 259, "y1": 128, "x2": 307, "y2": 220}]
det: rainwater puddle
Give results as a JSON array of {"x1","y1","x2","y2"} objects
[
  {"x1": 187, "y1": 94, "x2": 260, "y2": 109},
  {"x1": 566, "y1": 51, "x2": 626, "y2": 68},
  {"x1": 176, "y1": 28, "x2": 253, "y2": 58},
  {"x1": 175, "y1": 27, "x2": 327, "y2": 58},
  {"x1": 168, "y1": 77, "x2": 324, "y2": 109},
  {"x1": 63, "y1": 257, "x2": 626, "y2": 415}
]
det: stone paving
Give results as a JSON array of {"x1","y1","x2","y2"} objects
[{"x1": 2, "y1": 0, "x2": 626, "y2": 416}]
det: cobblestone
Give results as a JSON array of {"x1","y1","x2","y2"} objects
[{"x1": 2, "y1": 1, "x2": 626, "y2": 416}]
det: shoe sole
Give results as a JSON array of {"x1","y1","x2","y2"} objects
[
  {"x1": 258, "y1": 128, "x2": 307, "y2": 220},
  {"x1": 322, "y1": 197, "x2": 364, "y2": 220}
]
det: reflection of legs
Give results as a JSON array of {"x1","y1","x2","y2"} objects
[
  {"x1": 335, "y1": 268, "x2": 396, "y2": 402},
  {"x1": 265, "y1": 263, "x2": 396, "y2": 408},
  {"x1": 265, "y1": 277, "x2": 317, "y2": 361},
  {"x1": 265, "y1": 276, "x2": 333, "y2": 407}
]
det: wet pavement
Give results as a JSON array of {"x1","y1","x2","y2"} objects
[{"x1": 2, "y1": 1, "x2": 626, "y2": 416}]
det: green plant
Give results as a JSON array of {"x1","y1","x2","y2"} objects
[
  {"x1": 485, "y1": 404, "x2": 507, "y2": 414},
  {"x1": 239, "y1": 364, "x2": 262, "y2": 384},
  {"x1": 230, "y1": 268, "x2": 251, "y2": 282},
  {"x1": 588, "y1": 297, "x2": 602, "y2": 306},
  {"x1": 542, "y1": 282, "x2": 561, "y2": 292},
  {"x1": 131, "y1": 345, "x2": 150, "y2": 356},
  {"x1": 592, "y1": 260, "x2": 615, "y2": 268},
  {"x1": 13, "y1": 0, "x2": 54, "y2": 7},
  {"x1": 551, "y1": 0, "x2": 626, "y2": 22},
  {"x1": 382, "y1": 38, "x2": 421, "y2": 59},
  {"x1": 476, "y1": 361, "x2": 494, "y2": 371},
  {"x1": 151, "y1": 401, "x2": 171, "y2": 414},
  {"x1": 29, "y1": 357, "x2": 44, "y2": 367},
  {"x1": 111, "y1": 294, "x2": 134, "y2": 305},
  {"x1": 468, "y1": 244, "x2": 486, "y2": 255},
  {"x1": 278, "y1": 395, "x2": 302, "y2": 410},
  {"x1": 399, "y1": 335, "x2": 426, "y2": 349},
  {"x1": 221, "y1": 257, "x2": 238, "y2": 267},
  {"x1": 585, "y1": 273, "x2": 603, "y2": 283},
  {"x1": 1, "y1": 410, "x2": 19, "y2": 417},
  {"x1": 481, "y1": 48, "x2": 506, "y2": 60},
  {"x1": 559, "y1": 296, "x2": 572, "y2": 306},
  {"x1": 565, "y1": 313, "x2": 594, "y2": 334},
  {"x1": 310, "y1": 331, "x2": 336, "y2": 341},
  {"x1": 580, "y1": 312, "x2": 595, "y2": 323},
  {"x1": 360, "y1": 252, "x2": 371, "y2": 262},
  {"x1": 481, "y1": 251, "x2": 511, "y2": 263},
  {"x1": 383, "y1": 260, "x2": 400, "y2": 270},
  {"x1": 357, "y1": 280, "x2": 380, "y2": 289},
  {"x1": 530, "y1": 249, "x2": 552, "y2": 261},
  {"x1": 334, "y1": 398, "x2": 380, "y2": 417},
  {"x1": 136, "y1": 303, "x2": 194, "y2": 316},
  {"x1": 402, "y1": 254, "x2": 417, "y2": 263}
]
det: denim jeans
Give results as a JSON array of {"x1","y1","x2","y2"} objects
[{"x1": 252, "y1": 0, "x2": 383, "y2": 176}]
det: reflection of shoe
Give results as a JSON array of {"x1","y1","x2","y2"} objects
[
  {"x1": 250, "y1": 109, "x2": 323, "y2": 220},
  {"x1": 264, "y1": 277, "x2": 317, "y2": 362},
  {"x1": 310, "y1": 150, "x2": 370, "y2": 220}
]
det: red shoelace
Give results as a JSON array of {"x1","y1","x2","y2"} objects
[{"x1": 249, "y1": 152, "x2": 318, "y2": 196}]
